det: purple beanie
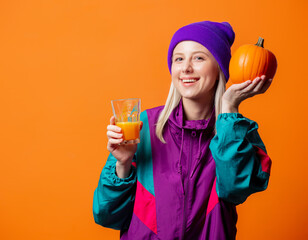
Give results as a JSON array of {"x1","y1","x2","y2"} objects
[{"x1": 167, "y1": 21, "x2": 235, "y2": 82}]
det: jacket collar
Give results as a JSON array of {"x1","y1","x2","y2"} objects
[{"x1": 169, "y1": 99, "x2": 216, "y2": 131}]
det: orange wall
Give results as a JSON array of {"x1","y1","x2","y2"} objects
[{"x1": 0, "y1": 0, "x2": 307, "y2": 239}]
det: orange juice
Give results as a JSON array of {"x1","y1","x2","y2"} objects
[{"x1": 116, "y1": 121, "x2": 141, "y2": 140}]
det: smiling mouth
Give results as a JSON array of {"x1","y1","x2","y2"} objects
[{"x1": 180, "y1": 78, "x2": 200, "y2": 83}]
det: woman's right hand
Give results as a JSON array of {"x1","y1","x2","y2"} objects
[{"x1": 107, "y1": 116, "x2": 141, "y2": 178}]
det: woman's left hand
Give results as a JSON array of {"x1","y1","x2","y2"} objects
[{"x1": 221, "y1": 75, "x2": 273, "y2": 113}]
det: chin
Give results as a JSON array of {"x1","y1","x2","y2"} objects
[
  {"x1": 181, "y1": 94, "x2": 201, "y2": 101},
  {"x1": 178, "y1": 88, "x2": 202, "y2": 100}
]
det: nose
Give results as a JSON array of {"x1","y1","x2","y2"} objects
[{"x1": 182, "y1": 59, "x2": 193, "y2": 73}]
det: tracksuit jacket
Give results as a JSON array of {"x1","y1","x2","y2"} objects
[{"x1": 93, "y1": 100, "x2": 272, "y2": 239}]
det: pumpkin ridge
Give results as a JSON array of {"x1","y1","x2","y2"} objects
[
  {"x1": 256, "y1": 46, "x2": 264, "y2": 78},
  {"x1": 243, "y1": 44, "x2": 256, "y2": 81},
  {"x1": 243, "y1": 45, "x2": 250, "y2": 81},
  {"x1": 251, "y1": 44, "x2": 259, "y2": 79},
  {"x1": 264, "y1": 50, "x2": 269, "y2": 78}
]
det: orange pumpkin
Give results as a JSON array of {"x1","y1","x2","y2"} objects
[{"x1": 229, "y1": 37, "x2": 277, "y2": 84}]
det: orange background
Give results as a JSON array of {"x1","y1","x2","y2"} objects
[{"x1": 0, "y1": 0, "x2": 307, "y2": 239}]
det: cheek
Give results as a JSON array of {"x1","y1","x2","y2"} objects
[
  {"x1": 210, "y1": 62, "x2": 219, "y2": 77},
  {"x1": 171, "y1": 64, "x2": 180, "y2": 75},
  {"x1": 200, "y1": 64, "x2": 218, "y2": 79},
  {"x1": 171, "y1": 75, "x2": 179, "y2": 88},
  {"x1": 212, "y1": 65, "x2": 219, "y2": 78},
  {"x1": 171, "y1": 68, "x2": 181, "y2": 85}
]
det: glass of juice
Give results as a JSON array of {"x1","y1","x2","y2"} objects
[{"x1": 111, "y1": 98, "x2": 141, "y2": 144}]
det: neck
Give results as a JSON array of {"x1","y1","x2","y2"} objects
[{"x1": 182, "y1": 97, "x2": 214, "y2": 121}]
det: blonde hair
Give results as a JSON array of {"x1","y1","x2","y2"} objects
[{"x1": 155, "y1": 65, "x2": 226, "y2": 143}]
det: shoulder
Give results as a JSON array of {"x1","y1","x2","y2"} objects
[
  {"x1": 145, "y1": 105, "x2": 164, "y2": 115},
  {"x1": 137, "y1": 106, "x2": 164, "y2": 161},
  {"x1": 141, "y1": 105, "x2": 164, "y2": 123}
]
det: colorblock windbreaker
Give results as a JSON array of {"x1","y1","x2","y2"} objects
[{"x1": 93, "y1": 100, "x2": 272, "y2": 240}]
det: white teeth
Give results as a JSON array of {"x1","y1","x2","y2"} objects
[{"x1": 182, "y1": 79, "x2": 197, "y2": 83}]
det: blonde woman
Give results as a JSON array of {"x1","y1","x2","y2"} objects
[{"x1": 93, "y1": 21, "x2": 272, "y2": 240}]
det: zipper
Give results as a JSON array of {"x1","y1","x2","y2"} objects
[{"x1": 181, "y1": 133, "x2": 193, "y2": 240}]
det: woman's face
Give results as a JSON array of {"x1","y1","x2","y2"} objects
[{"x1": 171, "y1": 41, "x2": 219, "y2": 102}]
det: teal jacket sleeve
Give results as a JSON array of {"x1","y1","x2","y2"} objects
[
  {"x1": 93, "y1": 153, "x2": 137, "y2": 230},
  {"x1": 209, "y1": 113, "x2": 272, "y2": 205}
]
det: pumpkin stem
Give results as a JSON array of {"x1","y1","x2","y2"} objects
[{"x1": 255, "y1": 37, "x2": 264, "y2": 48}]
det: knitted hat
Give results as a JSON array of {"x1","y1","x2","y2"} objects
[{"x1": 167, "y1": 21, "x2": 235, "y2": 82}]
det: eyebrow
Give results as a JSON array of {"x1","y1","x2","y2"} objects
[{"x1": 173, "y1": 51, "x2": 210, "y2": 56}]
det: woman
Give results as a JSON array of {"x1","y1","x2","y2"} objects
[{"x1": 93, "y1": 21, "x2": 272, "y2": 240}]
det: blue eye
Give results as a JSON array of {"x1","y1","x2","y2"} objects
[
  {"x1": 175, "y1": 57, "x2": 183, "y2": 62},
  {"x1": 195, "y1": 56, "x2": 204, "y2": 60}
]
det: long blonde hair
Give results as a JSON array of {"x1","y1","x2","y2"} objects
[{"x1": 155, "y1": 65, "x2": 226, "y2": 143}]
